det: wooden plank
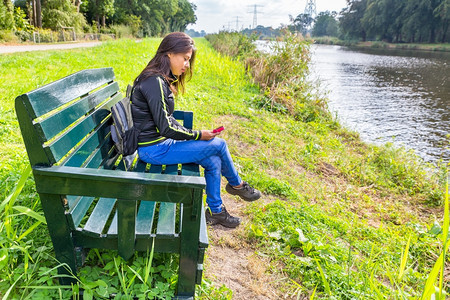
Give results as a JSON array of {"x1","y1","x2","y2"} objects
[
  {"x1": 33, "y1": 166, "x2": 206, "y2": 200},
  {"x1": 149, "y1": 164, "x2": 162, "y2": 174},
  {"x1": 181, "y1": 163, "x2": 200, "y2": 176},
  {"x1": 107, "y1": 211, "x2": 118, "y2": 236},
  {"x1": 66, "y1": 195, "x2": 79, "y2": 208},
  {"x1": 164, "y1": 164, "x2": 179, "y2": 174},
  {"x1": 136, "y1": 201, "x2": 156, "y2": 236},
  {"x1": 22, "y1": 68, "x2": 115, "y2": 119},
  {"x1": 46, "y1": 94, "x2": 121, "y2": 163},
  {"x1": 133, "y1": 160, "x2": 148, "y2": 173},
  {"x1": 83, "y1": 198, "x2": 116, "y2": 236},
  {"x1": 68, "y1": 196, "x2": 95, "y2": 229},
  {"x1": 84, "y1": 137, "x2": 117, "y2": 169},
  {"x1": 173, "y1": 110, "x2": 193, "y2": 129},
  {"x1": 36, "y1": 82, "x2": 120, "y2": 141},
  {"x1": 156, "y1": 164, "x2": 178, "y2": 237},
  {"x1": 63, "y1": 121, "x2": 111, "y2": 167},
  {"x1": 156, "y1": 202, "x2": 176, "y2": 237}
]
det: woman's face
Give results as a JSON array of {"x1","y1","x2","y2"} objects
[{"x1": 168, "y1": 49, "x2": 193, "y2": 76}]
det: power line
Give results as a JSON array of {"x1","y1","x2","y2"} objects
[
  {"x1": 234, "y1": 16, "x2": 242, "y2": 31},
  {"x1": 304, "y1": 0, "x2": 317, "y2": 19},
  {"x1": 247, "y1": 4, "x2": 264, "y2": 29}
]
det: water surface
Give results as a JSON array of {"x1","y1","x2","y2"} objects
[{"x1": 310, "y1": 45, "x2": 450, "y2": 163}]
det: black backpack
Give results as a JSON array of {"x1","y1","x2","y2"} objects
[{"x1": 110, "y1": 85, "x2": 141, "y2": 162}]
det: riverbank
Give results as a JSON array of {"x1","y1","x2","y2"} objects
[
  {"x1": 0, "y1": 38, "x2": 448, "y2": 298},
  {"x1": 313, "y1": 36, "x2": 450, "y2": 52}
]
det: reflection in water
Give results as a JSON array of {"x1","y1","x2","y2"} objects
[{"x1": 310, "y1": 45, "x2": 450, "y2": 163}]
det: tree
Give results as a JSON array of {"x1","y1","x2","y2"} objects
[
  {"x1": 42, "y1": 0, "x2": 87, "y2": 32},
  {"x1": 293, "y1": 13, "x2": 314, "y2": 35},
  {"x1": 339, "y1": 0, "x2": 368, "y2": 41},
  {"x1": 434, "y1": 0, "x2": 449, "y2": 42},
  {"x1": 312, "y1": 11, "x2": 339, "y2": 37},
  {"x1": 168, "y1": 0, "x2": 196, "y2": 33},
  {"x1": 0, "y1": 0, "x2": 14, "y2": 29},
  {"x1": 86, "y1": 0, "x2": 115, "y2": 28}
]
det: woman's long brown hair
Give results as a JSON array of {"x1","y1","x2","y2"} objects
[{"x1": 134, "y1": 32, "x2": 196, "y2": 94}]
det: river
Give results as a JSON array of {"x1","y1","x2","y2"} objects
[{"x1": 309, "y1": 44, "x2": 450, "y2": 164}]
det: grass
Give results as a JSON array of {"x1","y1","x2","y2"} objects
[{"x1": 0, "y1": 36, "x2": 448, "y2": 298}]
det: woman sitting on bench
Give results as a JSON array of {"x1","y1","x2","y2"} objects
[{"x1": 131, "y1": 32, "x2": 261, "y2": 228}]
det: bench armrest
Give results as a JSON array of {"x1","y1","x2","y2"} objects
[{"x1": 33, "y1": 165, "x2": 205, "y2": 203}]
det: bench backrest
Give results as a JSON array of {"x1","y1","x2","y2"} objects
[{"x1": 15, "y1": 68, "x2": 120, "y2": 170}]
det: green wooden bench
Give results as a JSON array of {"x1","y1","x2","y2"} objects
[{"x1": 15, "y1": 68, "x2": 208, "y2": 299}]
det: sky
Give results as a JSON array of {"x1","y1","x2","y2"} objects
[{"x1": 187, "y1": 0, "x2": 348, "y2": 33}]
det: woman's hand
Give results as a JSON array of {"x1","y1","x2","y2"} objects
[{"x1": 200, "y1": 130, "x2": 220, "y2": 141}]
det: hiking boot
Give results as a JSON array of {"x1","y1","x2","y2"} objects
[
  {"x1": 225, "y1": 181, "x2": 261, "y2": 202},
  {"x1": 205, "y1": 205, "x2": 241, "y2": 228}
]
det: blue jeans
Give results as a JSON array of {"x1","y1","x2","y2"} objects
[{"x1": 138, "y1": 138, "x2": 242, "y2": 213}]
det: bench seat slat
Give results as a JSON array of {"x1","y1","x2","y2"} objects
[
  {"x1": 156, "y1": 202, "x2": 176, "y2": 237},
  {"x1": 136, "y1": 201, "x2": 156, "y2": 236},
  {"x1": 156, "y1": 164, "x2": 178, "y2": 237},
  {"x1": 23, "y1": 68, "x2": 115, "y2": 119},
  {"x1": 181, "y1": 163, "x2": 200, "y2": 176},
  {"x1": 68, "y1": 196, "x2": 96, "y2": 229},
  {"x1": 107, "y1": 211, "x2": 118, "y2": 235},
  {"x1": 37, "y1": 82, "x2": 119, "y2": 141},
  {"x1": 83, "y1": 197, "x2": 116, "y2": 235}
]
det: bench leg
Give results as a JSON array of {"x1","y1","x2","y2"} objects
[
  {"x1": 176, "y1": 190, "x2": 203, "y2": 298},
  {"x1": 117, "y1": 199, "x2": 137, "y2": 260},
  {"x1": 39, "y1": 193, "x2": 78, "y2": 285}
]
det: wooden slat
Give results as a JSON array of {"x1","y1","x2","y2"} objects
[
  {"x1": 83, "y1": 198, "x2": 116, "y2": 235},
  {"x1": 133, "y1": 160, "x2": 148, "y2": 172},
  {"x1": 156, "y1": 202, "x2": 176, "y2": 236},
  {"x1": 199, "y1": 203, "x2": 209, "y2": 248},
  {"x1": 164, "y1": 164, "x2": 179, "y2": 174},
  {"x1": 136, "y1": 201, "x2": 156, "y2": 236},
  {"x1": 173, "y1": 110, "x2": 193, "y2": 129},
  {"x1": 107, "y1": 211, "x2": 118, "y2": 235},
  {"x1": 68, "y1": 196, "x2": 95, "y2": 229},
  {"x1": 181, "y1": 163, "x2": 200, "y2": 176},
  {"x1": 63, "y1": 121, "x2": 111, "y2": 167},
  {"x1": 36, "y1": 82, "x2": 119, "y2": 141},
  {"x1": 84, "y1": 137, "x2": 117, "y2": 169},
  {"x1": 45, "y1": 110, "x2": 109, "y2": 164},
  {"x1": 66, "y1": 195, "x2": 79, "y2": 208},
  {"x1": 23, "y1": 68, "x2": 115, "y2": 119},
  {"x1": 156, "y1": 164, "x2": 178, "y2": 237}
]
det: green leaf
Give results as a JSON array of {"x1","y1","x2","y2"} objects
[
  {"x1": 13, "y1": 206, "x2": 46, "y2": 224},
  {"x1": 0, "y1": 248, "x2": 8, "y2": 271}
]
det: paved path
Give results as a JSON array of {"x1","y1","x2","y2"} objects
[{"x1": 0, "y1": 41, "x2": 102, "y2": 54}]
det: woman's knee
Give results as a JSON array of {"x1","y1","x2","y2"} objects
[{"x1": 211, "y1": 137, "x2": 227, "y2": 153}]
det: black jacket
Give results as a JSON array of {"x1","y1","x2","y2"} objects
[{"x1": 131, "y1": 75, "x2": 201, "y2": 146}]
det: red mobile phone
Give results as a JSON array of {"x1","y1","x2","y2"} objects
[{"x1": 212, "y1": 126, "x2": 224, "y2": 133}]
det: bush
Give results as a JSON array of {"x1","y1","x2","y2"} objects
[
  {"x1": 110, "y1": 24, "x2": 133, "y2": 39},
  {"x1": 0, "y1": 29, "x2": 19, "y2": 42},
  {"x1": 205, "y1": 31, "x2": 256, "y2": 58}
]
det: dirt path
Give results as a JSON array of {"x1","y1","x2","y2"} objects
[
  {"x1": 204, "y1": 193, "x2": 287, "y2": 299},
  {"x1": 0, "y1": 41, "x2": 102, "y2": 54}
]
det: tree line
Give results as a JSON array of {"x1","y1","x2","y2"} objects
[
  {"x1": 293, "y1": 0, "x2": 448, "y2": 43},
  {"x1": 0, "y1": 0, "x2": 197, "y2": 37}
]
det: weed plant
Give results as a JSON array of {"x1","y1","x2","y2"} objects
[{"x1": 0, "y1": 36, "x2": 448, "y2": 298}]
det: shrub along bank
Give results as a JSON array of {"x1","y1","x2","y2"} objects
[{"x1": 0, "y1": 36, "x2": 448, "y2": 298}]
